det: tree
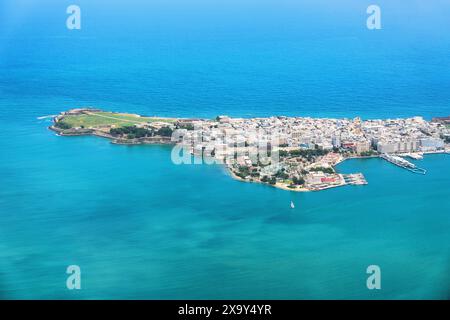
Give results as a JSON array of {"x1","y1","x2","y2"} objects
[
  {"x1": 275, "y1": 170, "x2": 289, "y2": 180},
  {"x1": 156, "y1": 127, "x2": 173, "y2": 137},
  {"x1": 55, "y1": 121, "x2": 72, "y2": 130},
  {"x1": 177, "y1": 123, "x2": 194, "y2": 130},
  {"x1": 279, "y1": 150, "x2": 289, "y2": 157},
  {"x1": 238, "y1": 166, "x2": 250, "y2": 177},
  {"x1": 292, "y1": 176, "x2": 305, "y2": 185}
]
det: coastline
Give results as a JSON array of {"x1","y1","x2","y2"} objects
[
  {"x1": 227, "y1": 166, "x2": 311, "y2": 192},
  {"x1": 49, "y1": 124, "x2": 174, "y2": 145},
  {"x1": 49, "y1": 108, "x2": 449, "y2": 193},
  {"x1": 50, "y1": 122, "x2": 335, "y2": 193}
]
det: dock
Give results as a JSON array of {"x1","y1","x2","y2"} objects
[
  {"x1": 381, "y1": 153, "x2": 426, "y2": 174},
  {"x1": 342, "y1": 173, "x2": 368, "y2": 185},
  {"x1": 403, "y1": 153, "x2": 424, "y2": 160}
]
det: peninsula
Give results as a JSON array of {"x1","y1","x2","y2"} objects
[{"x1": 50, "y1": 108, "x2": 450, "y2": 192}]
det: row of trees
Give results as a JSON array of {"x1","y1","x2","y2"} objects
[
  {"x1": 259, "y1": 174, "x2": 305, "y2": 186},
  {"x1": 277, "y1": 148, "x2": 330, "y2": 163},
  {"x1": 110, "y1": 126, "x2": 173, "y2": 139},
  {"x1": 110, "y1": 126, "x2": 153, "y2": 139},
  {"x1": 261, "y1": 175, "x2": 277, "y2": 185},
  {"x1": 274, "y1": 169, "x2": 289, "y2": 180},
  {"x1": 234, "y1": 167, "x2": 306, "y2": 187},
  {"x1": 288, "y1": 148, "x2": 329, "y2": 157},
  {"x1": 235, "y1": 166, "x2": 260, "y2": 179},
  {"x1": 176, "y1": 123, "x2": 195, "y2": 131},
  {"x1": 309, "y1": 167, "x2": 334, "y2": 174},
  {"x1": 360, "y1": 150, "x2": 378, "y2": 157}
]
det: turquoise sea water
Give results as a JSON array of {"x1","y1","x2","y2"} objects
[{"x1": 0, "y1": 0, "x2": 449, "y2": 299}]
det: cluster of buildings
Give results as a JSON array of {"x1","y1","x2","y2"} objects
[
  {"x1": 364, "y1": 117, "x2": 446, "y2": 154},
  {"x1": 172, "y1": 115, "x2": 448, "y2": 190},
  {"x1": 55, "y1": 109, "x2": 449, "y2": 191},
  {"x1": 175, "y1": 115, "x2": 448, "y2": 160}
]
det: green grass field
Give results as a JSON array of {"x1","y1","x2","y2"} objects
[{"x1": 62, "y1": 112, "x2": 175, "y2": 128}]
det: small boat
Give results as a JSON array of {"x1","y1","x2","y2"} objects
[{"x1": 290, "y1": 201, "x2": 295, "y2": 209}]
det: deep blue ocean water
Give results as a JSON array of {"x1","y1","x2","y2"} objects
[{"x1": 0, "y1": 0, "x2": 449, "y2": 299}]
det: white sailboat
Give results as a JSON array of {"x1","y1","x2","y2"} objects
[{"x1": 290, "y1": 201, "x2": 295, "y2": 209}]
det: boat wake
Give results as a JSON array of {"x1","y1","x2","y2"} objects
[{"x1": 37, "y1": 115, "x2": 56, "y2": 120}]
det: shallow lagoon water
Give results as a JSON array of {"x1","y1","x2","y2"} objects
[{"x1": 0, "y1": 120, "x2": 448, "y2": 299}]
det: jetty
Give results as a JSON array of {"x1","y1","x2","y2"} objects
[{"x1": 381, "y1": 153, "x2": 426, "y2": 174}]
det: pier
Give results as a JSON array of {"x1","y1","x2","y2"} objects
[
  {"x1": 342, "y1": 173, "x2": 368, "y2": 185},
  {"x1": 403, "y1": 153, "x2": 424, "y2": 160},
  {"x1": 381, "y1": 153, "x2": 426, "y2": 174}
]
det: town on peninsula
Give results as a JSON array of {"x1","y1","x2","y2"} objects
[{"x1": 50, "y1": 109, "x2": 450, "y2": 192}]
